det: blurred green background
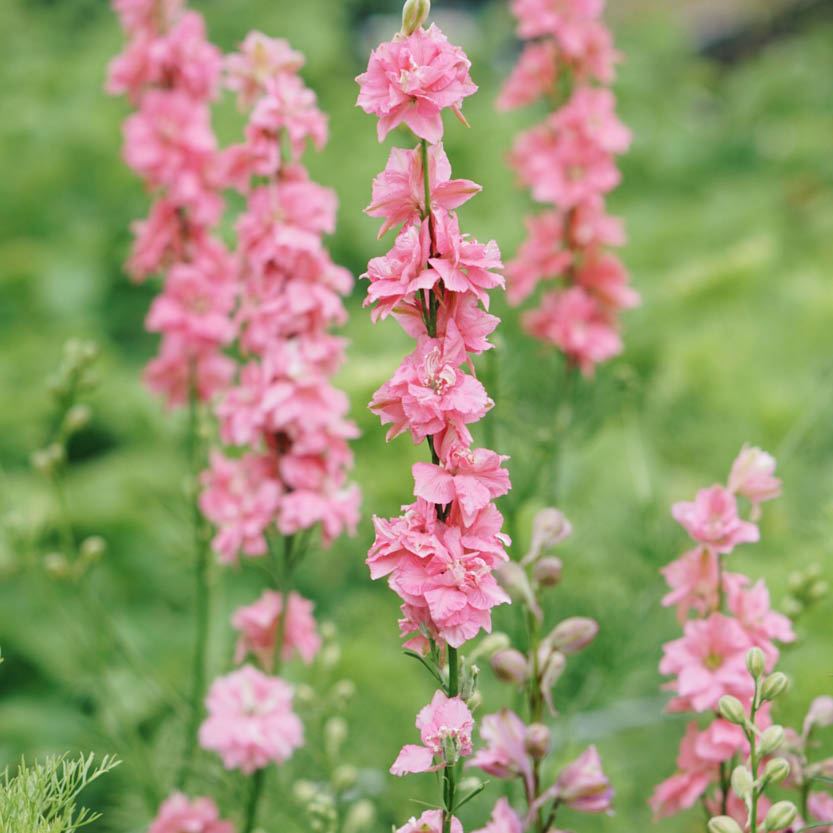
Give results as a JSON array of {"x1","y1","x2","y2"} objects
[{"x1": 1, "y1": 0, "x2": 832, "y2": 830}]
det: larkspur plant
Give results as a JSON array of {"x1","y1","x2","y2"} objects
[
  {"x1": 357, "y1": 1, "x2": 514, "y2": 831},
  {"x1": 498, "y1": 0, "x2": 638, "y2": 375},
  {"x1": 109, "y1": 1, "x2": 361, "y2": 831}
]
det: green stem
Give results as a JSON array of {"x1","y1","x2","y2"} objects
[
  {"x1": 242, "y1": 767, "x2": 266, "y2": 833},
  {"x1": 442, "y1": 646, "x2": 460, "y2": 833},
  {"x1": 271, "y1": 533, "x2": 295, "y2": 673},
  {"x1": 749, "y1": 678, "x2": 760, "y2": 833},
  {"x1": 447, "y1": 645, "x2": 459, "y2": 696},
  {"x1": 178, "y1": 372, "x2": 210, "y2": 789}
]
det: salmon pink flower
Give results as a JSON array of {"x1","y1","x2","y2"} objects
[
  {"x1": 225, "y1": 31, "x2": 305, "y2": 109},
  {"x1": 396, "y1": 810, "x2": 462, "y2": 833},
  {"x1": 467, "y1": 709, "x2": 535, "y2": 797},
  {"x1": 366, "y1": 143, "x2": 481, "y2": 237},
  {"x1": 728, "y1": 445, "x2": 781, "y2": 519},
  {"x1": 356, "y1": 23, "x2": 477, "y2": 143},
  {"x1": 391, "y1": 690, "x2": 474, "y2": 775},
  {"x1": 510, "y1": 0, "x2": 604, "y2": 41},
  {"x1": 506, "y1": 212, "x2": 573, "y2": 305},
  {"x1": 660, "y1": 547, "x2": 720, "y2": 623},
  {"x1": 473, "y1": 798, "x2": 524, "y2": 833},
  {"x1": 554, "y1": 745, "x2": 614, "y2": 813},
  {"x1": 113, "y1": 0, "x2": 182, "y2": 36},
  {"x1": 659, "y1": 612, "x2": 754, "y2": 712},
  {"x1": 671, "y1": 485, "x2": 759, "y2": 554},
  {"x1": 148, "y1": 793, "x2": 235, "y2": 833},
  {"x1": 199, "y1": 664, "x2": 303, "y2": 773},
  {"x1": 232, "y1": 589, "x2": 321, "y2": 669},
  {"x1": 497, "y1": 40, "x2": 559, "y2": 112}
]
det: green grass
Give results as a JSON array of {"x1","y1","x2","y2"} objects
[{"x1": 1, "y1": 1, "x2": 832, "y2": 831}]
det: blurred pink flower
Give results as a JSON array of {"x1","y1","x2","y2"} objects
[
  {"x1": 467, "y1": 709, "x2": 535, "y2": 798},
  {"x1": 472, "y1": 798, "x2": 524, "y2": 833},
  {"x1": 199, "y1": 664, "x2": 303, "y2": 773},
  {"x1": 661, "y1": 547, "x2": 720, "y2": 623},
  {"x1": 225, "y1": 31, "x2": 304, "y2": 108},
  {"x1": 728, "y1": 445, "x2": 781, "y2": 519},
  {"x1": 396, "y1": 810, "x2": 462, "y2": 833},
  {"x1": 808, "y1": 791, "x2": 833, "y2": 832},
  {"x1": 671, "y1": 485, "x2": 759, "y2": 554},
  {"x1": 497, "y1": 40, "x2": 559, "y2": 111},
  {"x1": 148, "y1": 792, "x2": 235, "y2": 833}
]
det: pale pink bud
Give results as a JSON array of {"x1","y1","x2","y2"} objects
[
  {"x1": 804, "y1": 696, "x2": 833, "y2": 737},
  {"x1": 555, "y1": 745, "x2": 613, "y2": 813},
  {"x1": 728, "y1": 444, "x2": 781, "y2": 517},
  {"x1": 523, "y1": 508, "x2": 572, "y2": 564},
  {"x1": 534, "y1": 556, "x2": 562, "y2": 587},
  {"x1": 491, "y1": 649, "x2": 529, "y2": 685},
  {"x1": 547, "y1": 617, "x2": 598, "y2": 655},
  {"x1": 524, "y1": 723, "x2": 551, "y2": 760},
  {"x1": 539, "y1": 650, "x2": 566, "y2": 716},
  {"x1": 497, "y1": 562, "x2": 542, "y2": 622}
]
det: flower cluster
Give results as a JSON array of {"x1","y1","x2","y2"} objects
[
  {"x1": 199, "y1": 32, "x2": 359, "y2": 564},
  {"x1": 108, "y1": 0, "x2": 235, "y2": 407},
  {"x1": 651, "y1": 446, "x2": 797, "y2": 823},
  {"x1": 147, "y1": 792, "x2": 235, "y2": 833},
  {"x1": 467, "y1": 507, "x2": 613, "y2": 831},
  {"x1": 499, "y1": 0, "x2": 638, "y2": 375}
]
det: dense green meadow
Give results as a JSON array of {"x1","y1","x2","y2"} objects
[{"x1": 1, "y1": 0, "x2": 832, "y2": 830}]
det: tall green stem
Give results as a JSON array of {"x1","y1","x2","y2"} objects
[
  {"x1": 243, "y1": 768, "x2": 266, "y2": 833},
  {"x1": 179, "y1": 372, "x2": 210, "y2": 789},
  {"x1": 442, "y1": 645, "x2": 460, "y2": 833},
  {"x1": 749, "y1": 678, "x2": 760, "y2": 833}
]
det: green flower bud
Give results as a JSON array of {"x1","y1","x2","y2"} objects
[
  {"x1": 708, "y1": 816, "x2": 744, "y2": 833},
  {"x1": 760, "y1": 672, "x2": 790, "y2": 702},
  {"x1": 718, "y1": 695, "x2": 747, "y2": 726},
  {"x1": 342, "y1": 800, "x2": 376, "y2": 833},
  {"x1": 293, "y1": 779, "x2": 317, "y2": 804},
  {"x1": 460, "y1": 662, "x2": 479, "y2": 702},
  {"x1": 730, "y1": 765, "x2": 754, "y2": 798},
  {"x1": 781, "y1": 596, "x2": 803, "y2": 618},
  {"x1": 758, "y1": 725, "x2": 785, "y2": 757},
  {"x1": 64, "y1": 404, "x2": 92, "y2": 433},
  {"x1": 400, "y1": 0, "x2": 430, "y2": 35},
  {"x1": 763, "y1": 800, "x2": 797, "y2": 831},
  {"x1": 746, "y1": 646, "x2": 766, "y2": 679},
  {"x1": 762, "y1": 757, "x2": 790, "y2": 785},
  {"x1": 441, "y1": 731, "x2": 461, "y2": 766},
  {"x1": 469, "y1": 632, "x2": 511, "y2": 661},
  {"x1": 324, "y1": 717, "x2": 348, "y2": 761},
  {"x1": 43, "y1": 552, "x2": 70, "y2": 579},
  {"x1": 80, "y1": 535, "x2": 106, "y2": 563},
  {"x1": 332, "y1": 764, "x2": 358, "y2": 792}
]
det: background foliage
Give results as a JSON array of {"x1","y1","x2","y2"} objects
[{"x1": 1, "y1": 0, "x2": 832, "y2": 830}]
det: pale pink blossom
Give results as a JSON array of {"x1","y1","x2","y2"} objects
[
  {"x1": 199, "y1": 451, "x2": 282, "y2": 564},
  {"x1": 225, "y1": 31, "x2": 304, "y2": 108},
  {"x1": 497, "y1": 40, "x2": 559, "y2": 111},
  {"x1": 125, "y1": 198, "x2": 191, "y2": 281},
  {"x1": 232, "y1": 589, "x2": 321, "y2": 669},
  {"x1": 199, "y1": 664, "x2": 303, "y2": 773},
  {"x1": 112, "y1": 0, "x2": 182, "y2": 36},
  {"x1": 659, "y1": 612, "x2": 754, "y2": 712},
  {"x1": 366, "y1": 143, "x2": 481, "y2": 237},
  {"x1": 530, "y1": 745, "x2": 613, "y2": 818},
  {"x1": 506, "y1": 212, "x2": 573, "y2": 305},
  {"x1": 660, "y1": 547, "x2": 720, "y2": 623},
  {"x1": 671, "y1": 485, "x2": 759, "y2": 554},
  {"x1": 370, "y1": 322, "x2": 492, "y2": 444},
  {"x1": 728, "y1": 445, "x2": 781, "y2": 519},
  {"x1": 808, "y1": 792, "x2": 833, "y2": 831},
  {"x1": 148, "y1": 792, "x2": 235, "y2": 833},
  {"x1": 706, "y1": 791, "x2": 771, "y2": 830},
  {"x1": 396, "y1": 810, "x2": 462, "y2": 833},
  {"x1": 473, "y1": 798, "x2": 524, "y2": 833},
  {"x1": 575, "y1": 251, "x2": 639, "y2": 312},
  {"x1": 391, "y1": 690, "x2": 474, "y2": 775},
  {"x1": 522, "y1": 286, "x2": 622, "y2": 375},
  {"x1": 356, "y1": 24, "x2": 477, "y2": 143},
  {"x1": 509, "y1": 0, "x2": 604, "y2": 41},
  {"x1": 467, "y1": 709, "x2": 535, "y2": 797}
]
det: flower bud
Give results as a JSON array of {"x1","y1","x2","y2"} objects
[
  {"x1": 762, "y1": 757, "x2": 790, "y2": 785},
  {"x1": 781, "y1": 596, "x2": 803, "y2": 618},
  {"x1": 759, "y1": 725, "x2": 785, "y2": 757},
  {"x1": 80, "y1": 535, "x2": 106, "y2": 563},
  {"x1": 64, "y1": 404, "x2": 92, "y2": 434},
  {"x1": 441, "y1": 732, "x2": 462, "y2": 766},
  {"x1": 342, "y1": 800, "x2": 376, "y2": 833},
  {"x1": 524, "y1": 723, "x2": 551, "y2": 760},
  {"x1": 804, "y1": 695, "x2": 833, "y2": 735},
  {"x1": 460, "y1": 662, "x2": 479, "y2": 702},
  {"x1": 497, "y1": 562, "x2": 542, "y2": 621},
  {"x1": 547, "y1": 617, "x2": 599, "y2": 655},
  {"x1": 539, "y1": 650, "x2": 566, "y2": 716},
  {"x1": 320, "y1": 621, "x2": 337, "y2": 642},
  {"x1": 293, "y1": 779, "x2": 317, "y2": 804},
  {"x1": 458, "y1": 776, "x2": 483, "y2": 795},
  {"x1": 332, "y1": 764, "x2": 358, "y2": 792},
  {"x1": 708, "y1": 817, "x2": 744, "y2": 833},
  {"x1": 730, "y1": 765, "x2": 754, "y2": 798},
  {"x1": 331, "y1": 679, "x2": 356, "y2": 707},
  {"x1": 761, "y1": 672, "x2": 790, "y2": 702},
  {"x1": 295, "y1": 683, "x2": 316, "y2": 707},
  {"x1": 491, "y1": 649, "x2": 528, "y2": 685},
  {"x1": 466, "y1": 690, "x2": 482, "y2": 711},
  {"x1": 763, "y1": 800, "x2": 797, "y2": 831},
  {"x1": 43, "y1": 552, "x2": 70, "y2": 579},
  {"x1": 533, "y1": 556, "x2": 563, "y2": 587},
  {"x1": 321, "y1": 643, "x2": 341, "y2": 668},
  {"x1": 470, "y1": 632, "x2": 511, "y2": 661},
  {"x1": 523, "y1": 507, "x2": 572, "y2": 564},
  {"x1": 718, "y1": 695, "x2": 747, "y2": 726},
  {"x1": 746, "y1": 646, "x2": 766, "y2": 680},
  {"x1": 400, "y1": 0, "x2": 430, "y2": 35},
  {"x1": 324, "y1": 717, "x2": 348, "y2": 761}
]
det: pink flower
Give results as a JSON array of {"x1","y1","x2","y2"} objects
[
  {"x1": 671, "y1": 485, "x2": 759, "y2": 554},
  {"x1": 112, "y1": 0, "x2": 182, "y2": 36},
  {"x1": 412, "y1": 430, "x2": 510, "y2": 525},
  {"x1": 366, "y1": 143, "x2": 481, "y2": 237},
  {"x1": 575, "y1": 251, "x2": 639, "y2": 312},
  {"x1": 369, "y1": 321, "x2": 492, "y2": 444},
  {"x1": 506, "y1": 212, "x2": 573, "y2": 305},
  {"x1": 706, "y1": 790, "x2": 771, "y2": 830},
  {"x1": 659, "y1": 612, "x2": 754, "y2": 712},
  {"x1": 728, "y1": 445, "x2": 781, "y2": 519},
  {"x1": 143, "y1": 335, "x2": 234, "y2": 407},
  {"x1": 510, "y1": 0, "x2": 604, "y2": 41},
  {"x1": 356, "y1": 24, "x2": 477, "y2": 143},
  {"x1": 232, "y1": 589, "x2": 321, "y2": 669},
  {"x1": 473, "y1": 798, "x2": 524, "y2": 833},
  {"x1": 467, "y1": 709, "x2": 535, "y2": 797},
  {"x1": 529, "y1": 745, "x2": 613, "y2": 818},
  {"x1": 125, "y1": 199, "x2": 191, "y2": 281},
  {"x1": 522, "y1": 287, "x2": 622, "y2": 376},
  {"x1": 199, "y1": 451, "x2": 282, "y2": 564},
  {"x1": 148, "y1": 792, "x2": 235, "y2": 833},
  {"x1": 391, "y1": 690, "x2": 474, "y2": 775},
  {"x1": 225, "y1": 31, "x2": 305, "y2": 109},
  {"x1": 198, "y1": 664, "x2": 303, "y2": 773},
  {"x1": 808, "y1": 792, "x2": 833, "y2": 831},
  {"x1": 724, "y1": 573, "x2": 795, "y2": 664},
  {"x1": 660, "y1": 547, "x2": 720, "y2": 623},
  {"x1": 396, "y1": 810, "x2": 462, "y2": 833},
  {"x1": 497, "y1": 40, "x2": 559, "y2": 111}
]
